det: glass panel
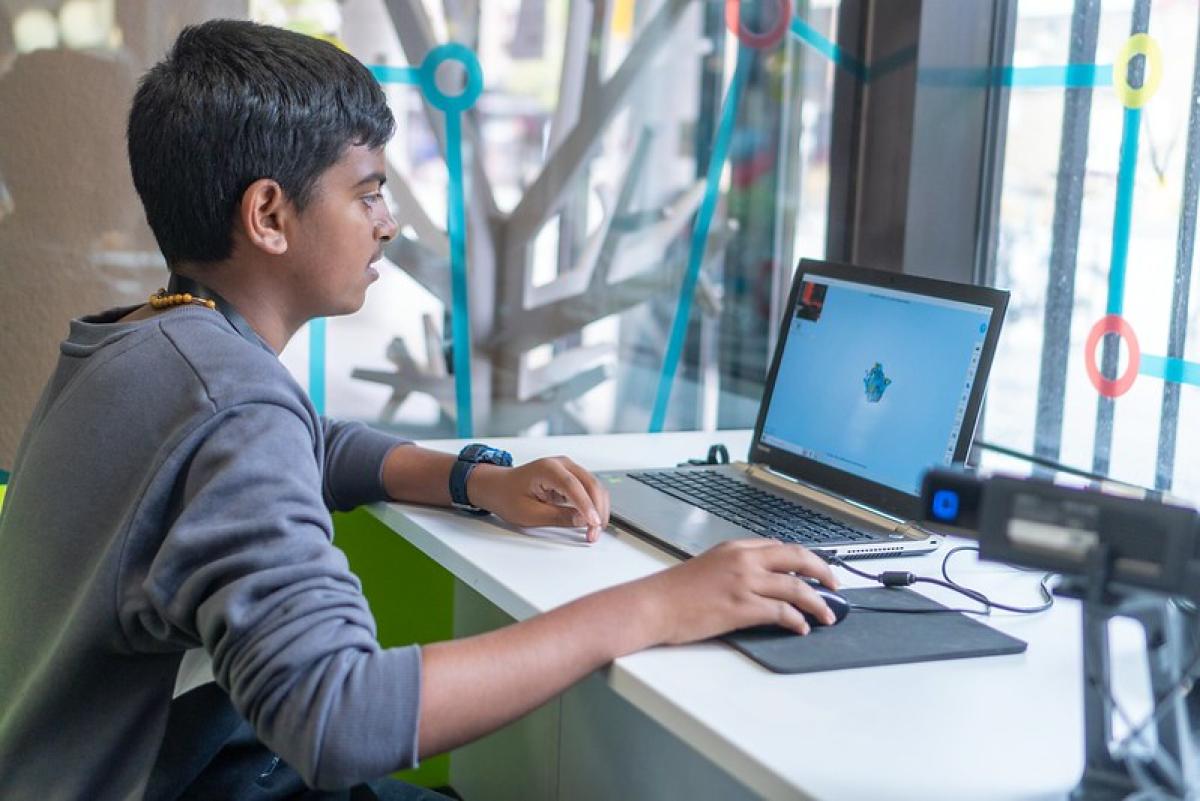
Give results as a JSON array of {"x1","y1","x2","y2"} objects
[
  {"x1": 0, "y1": 0, "x2": 169, "y2": 471},
  {"x1": 986, "y1": 0, "x2": 1200, "y2": 503},
  {"x1": 265, "y1": 0, "x2": 840, "y2": 439},
  {"x1": 0, "y1": 0, "x2": 841, "y2": 474}
]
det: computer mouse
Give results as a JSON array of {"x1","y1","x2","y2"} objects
[{"x1": 802, "y1": 578, "x2": 850, "y2": 626}]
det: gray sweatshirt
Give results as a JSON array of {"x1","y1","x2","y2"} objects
[{"x1": 0, "y1": 305, "x2": 421, "y2": 799}]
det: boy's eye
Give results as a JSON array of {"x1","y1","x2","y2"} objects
[{"x1": 362, "y1": 192, "x2": 383, "y2": 206}]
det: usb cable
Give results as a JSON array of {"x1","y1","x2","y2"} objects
[{"x1": 814, "y1": 547, "x2": 1055, "y2": 616}]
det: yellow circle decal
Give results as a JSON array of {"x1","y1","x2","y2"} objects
[{"x1": 1113, "y1": 33, "x2": 1163, "y2": 109}]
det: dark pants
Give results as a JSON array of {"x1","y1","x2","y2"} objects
[
  {"x1": 260, "y1": 776, "x2": 451, "y2": 800},
  {"x1": 147, "y1": 684, "x2": 450, "y2": 801}
]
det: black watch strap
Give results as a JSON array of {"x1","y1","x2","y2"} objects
[
  {"x1": 449, "y1": 460, "x2": 488, "y2": 514},
  {"x1": 449, "y1": 443, "x2": 513, "y2": 514}
]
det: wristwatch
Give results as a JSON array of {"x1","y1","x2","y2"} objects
[{"x1": 449, "y1": 443, "x2": 513, "y2": 514}]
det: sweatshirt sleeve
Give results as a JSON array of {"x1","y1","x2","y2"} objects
[
  {"x1": 320, "y1": 418, "x2": 411, "y2": 511},
  {"x1": 141, "y1": 403, "x2": 421, "y2": 789}
]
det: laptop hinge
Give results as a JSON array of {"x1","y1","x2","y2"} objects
[{"x1": 745, "y1": 464, "x2": 909, "y2": 531}]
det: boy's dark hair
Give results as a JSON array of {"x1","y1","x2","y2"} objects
[{"x1": 127, "y1": 19, "x2": 395, "y2": 265}]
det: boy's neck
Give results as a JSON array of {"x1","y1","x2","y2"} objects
[{"x1": 172, "y1": 265, "x2": 300, "y2": 354}]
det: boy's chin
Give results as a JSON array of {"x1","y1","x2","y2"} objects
[{"x1": 320, "y1": 295, "x2": 367, "y2": 319}]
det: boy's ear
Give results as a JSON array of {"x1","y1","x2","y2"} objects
[{"x1": 239, "y1": 178, "x2": 290, "y2": 256}]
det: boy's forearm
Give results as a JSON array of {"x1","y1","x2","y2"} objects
[
  {"x1": 416, "y1": 578, "x2": 663, "y2": 758},
  {"x1": 412, "y1": 537, "x2": 838, "y2": 759},
  {"x1": 380, "y1": 443, "x2": 507, "y2": 509},
  {"x1": 381, "y1": 444, "x2": 455, "y2": 506}
]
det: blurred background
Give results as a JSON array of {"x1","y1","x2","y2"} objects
[{"x1": 2, "y1": 0, "x2": 1199, "y2": 505}]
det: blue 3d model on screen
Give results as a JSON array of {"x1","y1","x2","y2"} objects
[{"x1": 863, "y1": 362, "x2": 891, "y2": 403}]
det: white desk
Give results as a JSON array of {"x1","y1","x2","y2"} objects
[{"x1": 369, "y1": 431, "x2": 1153, "y2": 801}]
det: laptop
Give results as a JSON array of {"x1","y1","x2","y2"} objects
[{"x1": 604, "y1": 258, "x2": 1009, "y2": 559}]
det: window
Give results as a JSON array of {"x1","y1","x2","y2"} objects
[
  {"x1": 986, "y1": 0, "x2": 1200, "y2": 501},
  {"x1": 262, "y1": 0, "x2": 841, "y2": 438}
]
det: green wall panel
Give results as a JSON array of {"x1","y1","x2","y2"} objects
[{"x1": 332, "y1": 507, "x2": 455, "y2": 789}]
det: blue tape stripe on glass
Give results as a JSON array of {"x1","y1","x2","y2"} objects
[
  {"x1": 914, "y1": 67, "x2": 996, "y2": 88},
  {"x1": 1141, "y1": 354, "x2": 1200, "y2": 387},
  {"x1": 418, "y1": 43, "x2": 484, "y2": 113},
  {"x1": 1107, "y1": 106, "x2": 1142, "y2": 316},
  {"x1": 416, "y1": 44, "x2": 483, "y2": 437},
  {"x1": 368, "y1": 46, "x2": 481, "y2": 437},
  {"x1": 0, "y1": 469, "x2": 9, "y2": 485},
  {"x1": 790, "y1": 17, "x2": 867, "y2": 80},
  {"x1": 445, "y1": 110, "x2": 473, "y2": 438},
  {"x1": 918, "y1": 63, "x2": 1114, "y2": 88},
  {"x1": 650, "y1": 46, "x2": 751, "y2": 433},
  {"x1": 309, "y1": 317, "x2": 327, "y2": 415},
  {"x1": 368, "y1": 65, "x2": 420, "y2": 84},
  {"x1": 1000, "y1": 64, "x2": 1112, "y2": 88},
  {"x1": 866, "y1": 45, "x2": 917, "y2": 82},
  {"x1": 791, "y1": 12, "x2": 1110, "y2": 89}
]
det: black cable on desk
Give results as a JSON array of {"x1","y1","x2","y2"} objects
[
  {"x1": 940, "y1": 546, "x2": 1054, "y2": 614},
  {"x1": 817, "y1": 547, "x2": 1055, "y2": 617}
]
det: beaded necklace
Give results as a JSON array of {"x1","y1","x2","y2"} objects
[
  {"x1": 154, "y1": 273, "x2": 268, "y2": 350},
  {"x1": 148, "y1": 288, "x2": 217, "y2": 311}
]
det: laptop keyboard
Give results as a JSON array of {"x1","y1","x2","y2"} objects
[{"x1": 628, "y1": 470, "x2": 880, "y2": 546}]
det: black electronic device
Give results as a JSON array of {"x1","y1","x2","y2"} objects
[
  {"x1": 602, "y1": 258, "x2": 1009, "y2": 562},
  {"x1": 919, "y1": 467, "x2": 986, "y2": 534},
  {"x1": 921, "y1": 468, "x2": 1200, "y2": 602},
  {"x1": 919, "y1": 467, "x2": 1200, "y2": 799},
  {"x1": 801, "y1": 577, "x2": 850, "y2": 626}
]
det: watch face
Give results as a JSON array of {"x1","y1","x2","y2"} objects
[
  {"x1": 482, "y1": 447, "x2": 513, "y2": 466},
  {"x1": 460, "y1": 443, "x2": 513, "y2": 466}
]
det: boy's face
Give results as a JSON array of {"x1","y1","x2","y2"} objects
[{"x1": 284, "y1": 144, "x2": 397, "y2": 318}]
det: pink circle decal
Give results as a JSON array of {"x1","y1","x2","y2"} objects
[
  {"x1": 725, "y1": 0, "x2": 793, "y2": 51},
  {"x1": 1084, "y1": 315, "x2": 1141, "y2": 398}
]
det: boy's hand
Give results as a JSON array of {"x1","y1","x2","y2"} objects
[
  {"x1": 631, "y1": 539, "x2": 840, "y2": 641},
  {"x1": 467, "y1": 457, "x2": 610, "y2": 542}
]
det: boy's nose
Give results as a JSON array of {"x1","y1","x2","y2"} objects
[{"x1": 375, "y1": 204, "x2": 399, "y2": 242}]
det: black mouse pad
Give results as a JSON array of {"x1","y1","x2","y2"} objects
[{"x1": 721, "y1": 587, "x2": 1027, "y2": 674}]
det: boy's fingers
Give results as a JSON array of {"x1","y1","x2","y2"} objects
[
  {"x1": 536, "y1": 463, "x2": 601, "y2": 529},
  {"x1": 758, "y1": 543, "x2": 838, "y2": 589},
  {"x1": 758, "y1": 572, "x2": 836, "y2": 626},
  {"x1": 558, "y1": 457, "x2": 610, "y2": 527},
  {"x1": 518, "y1": 499, "x2": 584, "y2": 529},
  {"x1": 772, "y1": 601, "x2": 811, "y2": 636},
  {"x1": 513, "y1": 497, "x2": 600, "y2": 543}
]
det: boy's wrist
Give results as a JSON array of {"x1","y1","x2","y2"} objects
[
  {"x1": 594, "y1": 578, "x2": 668, "y2": 657},
  {"x1": 464, "y1": 463, "x2": 505, "y2": 513},
  {"x1": 450, "y1": 444, "x2": 513, "y2": 513}
]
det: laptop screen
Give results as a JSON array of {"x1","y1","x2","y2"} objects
[{"x1": 759, "y1": 271, "x2": 997, "y2": 497}]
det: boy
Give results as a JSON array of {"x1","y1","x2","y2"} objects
[{"x1": 0, "y1": 19, "x2": 836, "y2": 800}]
